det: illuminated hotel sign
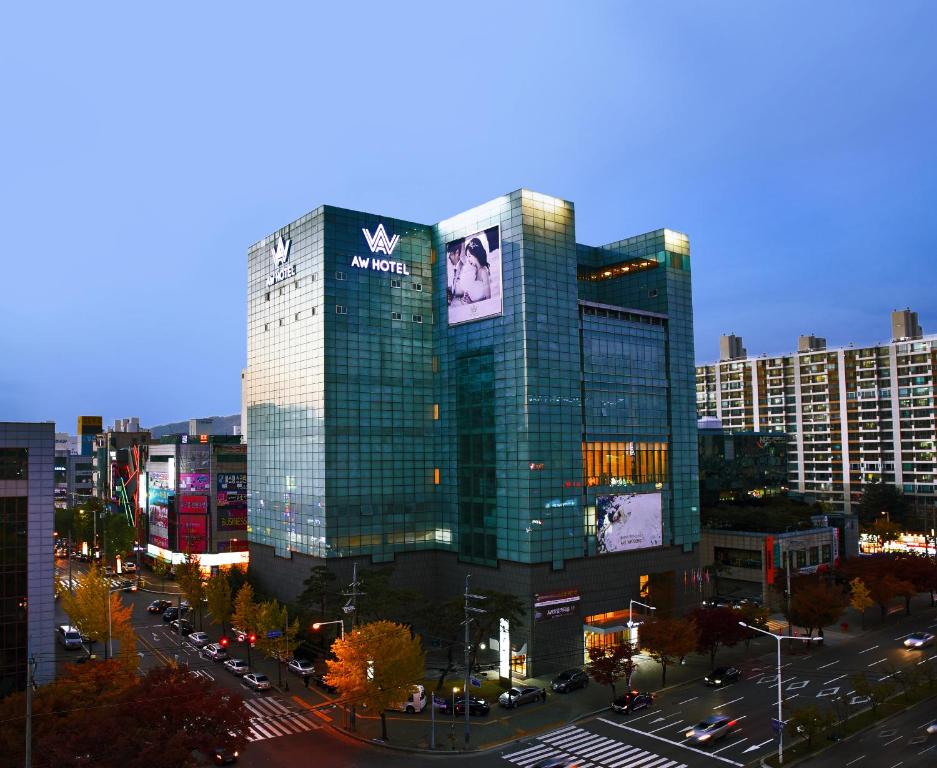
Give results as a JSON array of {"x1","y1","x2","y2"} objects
[
  {"x1": 351, "y1": 223, "x2": 410, "y2": 275},
  {"x1": 265, "y1": 235, "x2": 294, "y2": 287}
]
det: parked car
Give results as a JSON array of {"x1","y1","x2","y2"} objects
[
  {"x1": 288, "y1": 658, "x2": 316, "y2": 677},
  {"x1": 455, "y1": 696, "x2": 490, "y2": 716},
  {"x1": 312, "y1": 673, "x2": 338, "y2": 693},
  {"x1": 171, "y1": 619, "x2": 194, "y2": 636},
  {"x1": 704, "y1": 666, "x2": 741, "y2": 686},
  {"x1": 188, "y1": 631, "x2": 211, "y2": 647},
  {"x1": 202, "y1": 643, "x2": 229, "y2": 662},
  {"x1": 610, "y1": 690, "x2": 654, "y2": 714},
  {"x1": 163, "y1": 607, "x2": 180, "y2": 622},
  {"x1": 551, "y1": 669, "x2": 589, "y2": 693},
  {"x1": 122, "y1": 561, "x2": 137, "y2": 573},
  {"x1": 211, "y1": 746, "x2": 239, "y2": 765},
  {"x1": 685, "y1": 715, "x2": 737, "y2": 744},
  {"x1": 904, "y1": 632, "x2": 935, "y2": 649},
  {"x1": 243, "y1": 673, "x2": 271, "y2": 691},
  {"x1": 498, "y1": 686, "x2": 543, "y2": 708},
  {"x1": 147, "y1": 599, "x2": 171, "y2": 614},
  {"x1": 224, "y1": 659, "x2": 249, "y2": 676}
]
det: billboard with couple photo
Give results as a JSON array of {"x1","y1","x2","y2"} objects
[
  {"x1": 596, "y1": 492, "x2": 663, "y2": 553},
  {"x1": 446, "y1": 225, "x2": 502, "y2": 325}
]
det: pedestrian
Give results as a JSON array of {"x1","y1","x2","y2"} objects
[
  {"x1": 303, "y1": 673, "x2": 309, "y2": 689},
  {"x1": 541, "y1": 687, "x2": 547, "y2": 702}
]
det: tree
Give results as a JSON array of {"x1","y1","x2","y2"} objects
[
  {"x1": 587, "y1": 642, "x2": 638, "y2": 698},
  {"x1": 787, "y1": 705, "x2": 834, "y2": 748},
  {"x1": 738, "y1": 603, "x2": 770, "y2": 649},
  {"x1": 789, "y1": 577, "x2": 846, "y2": 639},
  {"x1": 691, "y1": 606, "x2": 748, "y2": 665},
  {"x1": 297, "y1": 564, "x2": 338, "y2": 619},
  {"x1": 417, "y1": 596, "x2": 465, "y2": 691},
  {"x1": 868, "y1": 573, "x2": 915, "y2": 619},
  {"x1": 849, "y1": 578, "x2": 873, "y2": 629},
  {"x1": 231, "y1": 583, "x2": 259, "y2": 666},
  {"x1": 255, "y1": 599, "x2": 301, "y2": 667},
  {"x1": 468, "y1": 590, "x2": 526, "y2": 673},
  {"x1": 205, "y1": 569, "x2": 233, "y2": 635},
  {"x1": 324, "y1": 620, "x2": 425, "y2": 742},
  {"x1": 858, "y1": 481, "x2": 908, "y2": 525},
  {"x1": 60, "y1": 563, "x2": 109, "y2": 656},
  {"x1": 867, "y1": 517, "x2": 903, "y2": 547},
  {"x1": 109, "y1": 592, "x2": 138, "y2": 672},
  {"x1": 176, "y1": 554, "x2": 206, "y2": 628},
  {"x1": 851, "y1": 673, "x2": 894, "y2": 716},
  {"x1": 152, "y1": 556, "x2": 172, "y2": 590},
  {"x1": 640, "y1": 617, "x2": 699, "y2": 686}
]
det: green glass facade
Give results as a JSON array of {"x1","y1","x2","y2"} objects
[{"x1": 246, "y1": 190, "x2": 700, "y2": 673}]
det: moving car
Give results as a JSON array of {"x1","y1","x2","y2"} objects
[
  {"x1": 224, "y1": 659, "x2": 249, "y2": 676},
  {"x1": 926, "y1": 720, "x2": 937, "y2": 735},
  {"x1": 202, "y1": 643, "x2": 229, "y2": 662},
  {"x1": 211, "y1": 747, "x2": 239, "y2": 765},
  {"x1": 243, "y1": 673, "x2": 271, "y2": 691},
  {"x1": 119, "y1": 579, "x2": 138, "y2": 593},
  {"x1": 610, "y1": 690, "x2": 654, "y2": 714},
  {"x1": 498, "y1": 686, "x2": 543, "y2": 708},
  {"x1": 122, "y1": 561, "x2": 137, "y2": 573},
  {"x1": 704, "y1": 666, "x2": 741, "y2": 686},
  {"x1": 287, "y1": 658, "x2": 316, "y2": 677},
  {"x1": 455, "y1": 696, "x2": 490, "y2": 716},
  {"x1": 685, "y1": 715, "x2": 737, "y2": 744},
  {"x1": 147, "y1": 599, "x2": 171, "y2": 614},
  {"x1": 57, "y1": 625, "x2": 83, "y2": 650},
  {"x1": 188, "y1": 631, "x2": 210, "y2": 647},
  {"x1": 904, "y1": 632, "x2": 935, "y2": 649},
  {"x1": 551, "y1": 669, "x2": 589, "y2": 693}
]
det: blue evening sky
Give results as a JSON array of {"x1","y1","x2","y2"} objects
[{"x1": 2, "y1": 1, "x2": 935, "y2": 430}]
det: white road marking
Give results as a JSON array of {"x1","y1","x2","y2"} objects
[
  {"x1": 858, "y1": 645, "x2": 880, "y2": 654},
  {"x1": 868, "y1": 657, "x2": 889, "y2": 667},
  {"x1": 743, "y1": 738, "x2": 775, "y2": 753},
  {"x1": 596, "y1": 717, "x2": 744, "y2": 767},
  {"x1": 817, "y1": 660, "x2": 839, "y2": 669},
  {"x1": 824, "y1": 674, "x2": 847, "y2": 685},
  {"x1": 713, "y1": 696, "x2": 744, "y2": 709},
  {"x1": 845, "y1": 757, "x2": 866, "y2": 766},
  {"x1": 712, "y1": 737, "x2": 747, "y2": 754},
  {"x1": 883, "y1": 736, "x2": 902, "y2": 747},
  {"x1": 649, "y1": 720, "x2": 684, "y2": 734},
  {"x1": 678, "y1": 696, "x2": 698, "y2": 705},
  {"x1": 895, "y1": 633, "x2": 913, "y2": 641}
]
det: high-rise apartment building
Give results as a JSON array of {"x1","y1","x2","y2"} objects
[
  {"x1": 244, "y1": 189, "x2": 700, "y2": 674},
  {"x1": 696, "y1": 310, "x2": 936, "y2": 517}
]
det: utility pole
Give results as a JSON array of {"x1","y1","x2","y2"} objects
[
  {"x1": 67, "y1": 525, "x2": 73, "y2": 595},
  {"x1": 463, "y1": 575, "x2": 487, "y2": 748},
  {"x1": 24, "y1": 637, "x2": 35, "y2": 768},
  {"x1": 341, "y1": 562, "x2": 363, "y2": 731}
]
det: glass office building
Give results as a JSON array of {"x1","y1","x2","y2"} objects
[{"x1": 245, "y1": 190, "x2": 700, "y2": 674}]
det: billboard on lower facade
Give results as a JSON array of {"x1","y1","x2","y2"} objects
[
  {"x1": 217, "y1": 472, "x2": 247, "y2": 531},
  {"x1": 533, "y1": 588, "x2": 581, "y2": 622},
  {"x1": 179, "y1": 514, "x2": 208, "y2": 554},
  {"x1": 149, "y1": 505, "x2": 169, "y2": 549},
  {"x1": 596, "y1": 492, "x2": 663, "y2": 553},
  {"x1": 446, "y1": 225, "x2": 502, "y2": 326},
  {"x1": 179, "y1": 494, "x2": 209, "y2": 515}
]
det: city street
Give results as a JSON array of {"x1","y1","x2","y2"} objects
[{"x1": 53, "y1": 557, "x2": 937, "y2": 767}]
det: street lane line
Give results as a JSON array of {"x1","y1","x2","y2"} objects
[
  {"x1": 714, "y1": 697, "x2": 744, "y2": 709},
  {"x1": 824, "y1": 674, "x2": 847, "y2": 685},
  {"x1": 649, "y1": 720, "x2": 684, "y2": 734},
  {"x1": 817, "y1": 660, "x2": 839, "y2": 669},
  {"x1": 868, "y1": 657, "x2": 888, "y2": 667},
  {"x1": 580, "y1": 742, "x2": 632, "y2": 761},
  {"x1": 678, "y1": 696, "x2": 698, "y2": 705},
  {"x1": 887, "y1": 763, "x2": 902, "y2": 768},
  {"x1": 883, "y1": 736, "x2": 902, "y2": 746},
  {"x1": 845, "y1": 757, "x2": 866, "y2": 766},
  {"x1": 713, "y1": 738, "x2": 747, "y2": 754},
  {"x1": 858, "y1": 645, "x2": 880, "y2": 654},
  {"x1": 595, "y1": 717, "x2": 743, "y2": 767},
  {"x1": 895, "y1": 633, "x2": 913, "y2": 640}
]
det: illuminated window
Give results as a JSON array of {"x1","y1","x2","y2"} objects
[
  {"x1": 639, "y1": 574, "x2": 650, "y2": 598},
  {"x1": 434, "y1": 468, "x2": 440, "y2": 485},
  {"x1": 433, "y1": 404, "x2": 439, "y2": 420},
  {"x1": 432, "y1": 356, "x2": 439, "y2": 373}
]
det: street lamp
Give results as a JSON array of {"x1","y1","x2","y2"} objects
[
  {"x1": 312, "y1": 619, "x2": 345, "y2": 639},
  {"x1": 740, "y1": 621, "x2": 817, "y2": 765},
  {"x1": 628, "y1": 599, "x2": 655, "y2": 626}
]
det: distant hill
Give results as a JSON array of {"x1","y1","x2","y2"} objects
[{"x1": 147, "y1": 414, "x2": 240, "y2": 438}]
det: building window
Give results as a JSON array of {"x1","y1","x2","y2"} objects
[
  {"x1": 391, "y1": 279, "x2": 401, "y2": 288},
  {"x1": 264, "y1": 292, "x2": 270, "y2": 301},
  {"x1": 0, "y1": 449, "x2": 27, "y2": 480},
  {"x1": 278, "y1": 318, "x2": 284, "y2": 326},
  {"x1": 312, "y1": 272, "x2": 318, "y2": 281},
  {"x1": 391, "y1": 312, "x2": 401, "y2": 321},
  {"x1": 413, "y1": 283, "x2": 423, "y2": 292},
  {"x1": 433, "y1": 404, "x2": 439, "y2": 420},
  {"x1": 434, "y1": 468, "x2": 440, "y2": 485},
  {"x1": 294, "y1": 312, "x2": 301, "y2": 321},
  {"x1": 311, "y1": 307, "x2": 316, "y2": 316},
  {"x1": 263, "y1": 323, "x2": 269, "y2": 331},
  {"x1": 413, "y1": 314, "x2": 422, "y2": 324},
  {"x1": 335, "y1": 271, "x2": 345, "y2": 281},
  {"x1": 336, "y1": 305, "x2": 347, "y2": 315},
  {"x1": 432, "y1": 356, "x2": 439, "y2": 373}
]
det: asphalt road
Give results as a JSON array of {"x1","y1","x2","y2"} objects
[{"x1": 52, "y1": 558, "x2": 937, "y2": 768}]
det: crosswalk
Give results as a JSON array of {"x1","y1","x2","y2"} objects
[
  {"x1": 502, "y1": 726, "x2": 687, "y2": 768},
  {"x1": 243, "y1": 696, "x2": 322, "y2": 742}
]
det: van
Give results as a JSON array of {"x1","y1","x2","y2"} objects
[
  {"x1": 57, "y1": 625, "x2": 83, "y2": 649},
  {"x1": 391, "y1": 684, "x2": 426, "y2": 714}
]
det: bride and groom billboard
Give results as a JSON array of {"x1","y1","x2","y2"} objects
[{"x1": 445, "y1": 225, "x2": 503, "y2": 325}]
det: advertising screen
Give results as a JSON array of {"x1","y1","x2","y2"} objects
[
  {"x1": 217, "y1": 472, "x2": 247, "y2": 531},
  {"x1": 179, "y1": 514, "x2": 208, "y2": 554},
  {"x1": 596, "y1": 492, "x2": 663, "y2": 553},
  {"x1": 148, "y1": 471, "x2": 171, "y2": 548},
  {"x1": 179, "y1": 494, "x2": 208, "y2": 515},
  {"x1": 179, "y1": 473, "x2": 210, "y2": 491},
  {"x1": 533, "y1": 589, "x2": 581, "y2": 622},
  {"x1": 446, "y1": 225, "x2": 502, "y2": 326}
]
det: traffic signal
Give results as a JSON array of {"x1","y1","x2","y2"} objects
[
  {"x1": 219, "y1": 636, "x2": 229, "y2": 648},
  {"x1": 248, "y1": 633, "x2": 257, "y2": 646}
]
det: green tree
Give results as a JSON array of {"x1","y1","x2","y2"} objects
[
  {"x1": 324, "y1": 620, "x2": 425, "y2": 742},
  {"x1": 60, "y1": 563, "x2": 109, "y2": 656},
  {"x1": 297, "y1": 565, "x2": 338, "y2": 619},
  {"x1": 205, "y1": 569, "x2": 233, "y2": 635},
  {"x1": 849, "y1": 578, "x2": 873, "y2": 629},
  {"x1": 152, "y1": 557, "x2": 172, "y2": 591},
  {"x1": 858, "y1": 482, "x2": 908, "y2": 525},
  {"x1": 417, "y1": 596, "x2": 465, "y2": 691},
  {"x1": 738, "y1": 603, "x2": 770, "y2": 649},
  {"x1": 640, "y1": 617, "x2": 699, "y2": 686},
  {"x1": 789, "y1": 577, "x2": 846, "y2": 639},
  {"x1": 787, "y1": 705, "x2": 834, "y2": 748},
  {"x1": 176, "y1": 554, "x2": 206, "y2": 628},
  {"x1": 255, "y1": 599, "x2": 301, "y2": 663},
  {"x1": 587, "y1": 643, "x2": 638, "y2": 698},
  {"x1": 231, "y1": 583, "x2": 259, "y2": 666},
  {"x1": 851, "y1": 673, "x2": 895, "y2": 715}
]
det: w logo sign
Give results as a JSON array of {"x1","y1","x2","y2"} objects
[
  {"x1": 270, "y1": 235, "x2": 291, "y2": 266},
  {"x1": 362, "y1": 224, "x2": 400, "y2": 255}
]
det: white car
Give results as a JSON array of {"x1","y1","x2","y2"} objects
[
  {"x1": 904, "y1": 632, "x2": 935, "y2": 649},
  {"x1": 288, "y1": 659, "x2": 315, "y2": 676},
  {"x1": 202, "y1": 643, "x2": 228, "y2": 661},
  {"x1": 244, "y1": 673, "x2": 271, "y2": 691},
  {"x1": 926, "y1": 720, "x2": 937, "y2": 735},
  {"x1": 122, "y1": 562, "x2": 137, "y2": 573},
  {"x1": 224, "y1": 658, "x2": 249, "y2": 676},
  {"x1": 188, "y1": 631, "x2": 210, "y2": 647}
]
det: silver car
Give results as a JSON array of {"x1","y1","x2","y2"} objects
[
  {"x1": 188, "y1": 631, "x2": 210, "y2": 647},
  {"x1": 288, "y1": 658, "x2": 316, "y2": 676},
  {"x1": 904, "y1": 632, "x2": 935, "y2": 649},
  {"x1": 224, "y1": 658, "x2": 249, "y2": 676},
  {"x1": 202, "y1": 643, "x2": 228, "y2": 661},
  {"x1": 244, "y1": 673, "x2": 271, "y2": 691},
  {"x1": 685, "y1": 715, "x2": 736, "y2": 744},
  {"x1": 498, "y1": 686, "x2": 543, "y2": 708}
]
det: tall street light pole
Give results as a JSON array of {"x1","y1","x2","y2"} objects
[
  {"x1": 740, "y1": 621, "x2": 815, "y2": 765},
  {"x1": 312, "y1": 618, "x2": 345, "y2": 639},
  {"x1": 628, "y1": 599, "x2": 655, "y2": 626}
]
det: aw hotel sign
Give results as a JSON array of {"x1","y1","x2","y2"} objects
[
  {"x1": 265, "y1": 235, "x2": 294, "y2": 287},
  {"x1": 351, "y1": 224, "x2": 411, "y2": 275}
]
